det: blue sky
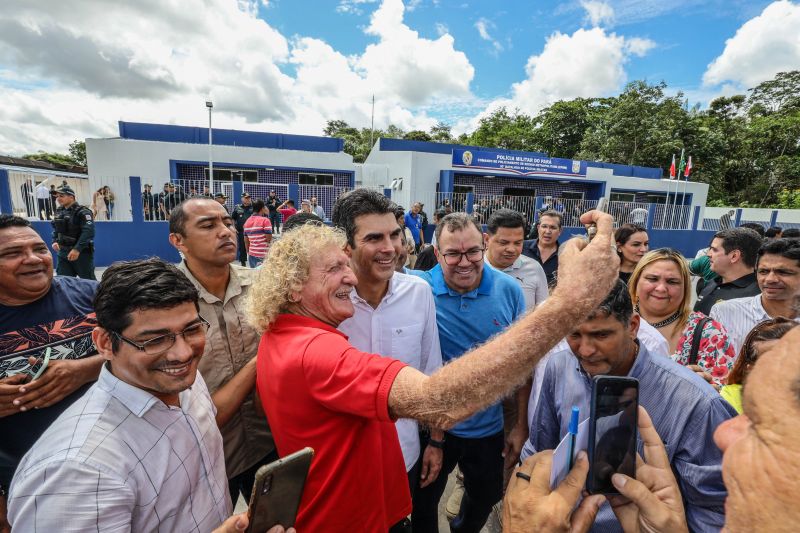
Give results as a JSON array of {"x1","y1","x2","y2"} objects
[
  {"x1": 0, "y1": 0, "x2": 797, "y2": 154},
  {"x1": 266, "y1": 0, "x2": 774, "y2": 104}
]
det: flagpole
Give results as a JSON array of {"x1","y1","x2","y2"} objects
[
  {"x1": 679, "y1": 156, "x2": 692, "y2": 229},
  {"x1": 662, "y1": 154, "x2": 676, "y2": 228},
  {"x1": 670, "y1": 149, "x2": 685, "y2": 229}
]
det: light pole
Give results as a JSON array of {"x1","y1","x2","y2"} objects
[{"x1": 206, "y1": 100, "x2": 214, "y2": 195}]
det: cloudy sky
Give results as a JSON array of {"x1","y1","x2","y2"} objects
[{"x1": 1, "y1": 0, "x2": 798, "y2": 156}]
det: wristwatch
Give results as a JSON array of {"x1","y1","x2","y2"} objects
[{"x1": 427, "y1": 437, "x2": 445, "y2": 450}]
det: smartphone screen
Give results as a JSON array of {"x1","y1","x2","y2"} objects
[{"x1": 587, "y1": 376, "x2": 638, "y2": 494}]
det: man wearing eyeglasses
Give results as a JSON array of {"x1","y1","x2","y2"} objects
[
  {"x1": 0, "y1": 215, "x2": 103, "y2": 532},
  {"x1": 6, "y1": 258, "x2": 280, "y2": 533},
  {"x1": 411, "y1": 212, "x2": 526, "y2": 533},
  {"x1": 169, "y1": 198, "x2": 276, "y2": 505}
]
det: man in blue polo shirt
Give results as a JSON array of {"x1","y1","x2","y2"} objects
[
  {"x1": 404, "y1": 202, "x2": 424, "y2": 251},
  {"x1": 411, "y1": 212, "x2": 525, "y2": 533}
]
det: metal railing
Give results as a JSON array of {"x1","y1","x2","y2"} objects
[
  {"x1": 87, "y1": 176, "x2": 132, "y2": 221},
  {"x1": 8, "y1": 172, "x2": 91, "y2": 220},
  {"x1": 608, "y1": 201, "x2": 651, "y2": 228}
]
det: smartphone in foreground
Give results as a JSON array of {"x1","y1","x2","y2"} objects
[
  {"x1": 246, "y1": 447, "x2": 314, "y2": 533},
  {"x1": 586, "y1": 376, "x2": 638, "y2": 494}
]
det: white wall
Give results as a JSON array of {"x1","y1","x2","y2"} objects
[{"x1": 86, "y1": 138, "x2": 355, "y2": 182}]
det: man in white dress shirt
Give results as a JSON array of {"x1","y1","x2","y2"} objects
[
  {"x1": 7, "y1": 259, "x2": 283, "y2": 533},
  {"x1": 333, "y1": 189, "x2": 444, "y2": 521},
  {"x1": 484, "y1": 209, "x2": 549, "y2": 309},
  {"x1": 710, "y1": 238, "x2": 800, "y2": 354}
]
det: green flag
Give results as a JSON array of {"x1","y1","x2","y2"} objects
[{"x1": 678, "y1": 149, "x2": 686, "y2": 178}]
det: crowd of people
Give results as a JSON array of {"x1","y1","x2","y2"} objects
[{"x1": 1, "y1": 189, "x2": 799, "y2": 533}]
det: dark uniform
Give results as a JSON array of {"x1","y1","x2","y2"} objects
[
  {"x1": 232, "y1": 198, "x2": 254, "y2": 267},
  {"x1": 52, "y1": 186, "x2": 96, "y2": 280}
]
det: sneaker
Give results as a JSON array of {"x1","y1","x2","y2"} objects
[{"x1": 445, "y1": 469, "x2": 464, "y2": 520}]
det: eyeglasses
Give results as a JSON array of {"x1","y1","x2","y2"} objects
[
  {"x1": 441, "y1": 247, "x2": 485, "y2": 265},
  {"x1": 112, "y1": 317, "x2": 210, "y2": 355}
]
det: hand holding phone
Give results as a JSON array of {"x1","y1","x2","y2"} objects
[
  {"x1": 246, "y1": 447, "x2": 314, "y2": 533},
  {"x1": 586, "y1": 376, "x2": 639, "y2": 494}
]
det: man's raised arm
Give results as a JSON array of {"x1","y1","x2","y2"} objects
[{"x1": 388, "y1": 211, "x2": 619, "y2": 428}]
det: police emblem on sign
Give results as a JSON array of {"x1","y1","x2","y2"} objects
[
  {"x1": 462, "y1": 151, "x2": 473, "y2": 166},
  {"x1": 572, "y1": 160, "x2": 581, "y2": 174}
]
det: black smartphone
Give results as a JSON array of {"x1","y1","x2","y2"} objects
[
  {"x1": 586, "y1": 376, "x2": 639, "y2": 494},
  {"x1": 246, "y1": 447, "x2": 314, "y2": 533}
]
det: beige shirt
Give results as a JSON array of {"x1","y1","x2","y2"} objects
[{"x1": 178, "y1": 261, "x2": 274, "y2": 478}]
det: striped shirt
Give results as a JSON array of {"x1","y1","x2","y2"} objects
[
  {"x1": 8, "y1": 364, "x2": 231, "y2": 532},
  {"x1": 709, "y1": 294, "x2": 800, "y2": 355},
  {"x1": 243, "y1": 214, "x2": 272, "y2": 258}
]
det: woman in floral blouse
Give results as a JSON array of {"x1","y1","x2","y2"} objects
[{"x1": 628, "y1": 248, "x2": 736, "y2": 385}]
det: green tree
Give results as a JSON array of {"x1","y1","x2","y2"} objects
[
  {"x1": 429, "y1": 122, "x2": 454, "y2": 143},
  {"x1": 69, "y1": 140, "x2": 86, "y2": 166},
  {"x1": 403, "y1": 130, "x2": 432, "y2": 141},
  {"x1": 465, "y1": 107, "x2": 537, "y2": 151},
  {"x1": 22, "y1": 150, "x2": 80, "y2": 167},
  {"x1": 531, "y1": 98, "x2": 596, "y2": 158}
]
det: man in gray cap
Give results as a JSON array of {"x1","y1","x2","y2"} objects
[{"x1": 51, "y1": 185, "x2": 96, "y2": 280}]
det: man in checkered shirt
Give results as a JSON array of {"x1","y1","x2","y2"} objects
[{"x1": 6, "y1": 259, "x2": 288, "y2": 533}]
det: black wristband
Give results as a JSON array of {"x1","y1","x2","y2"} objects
[{"x1": 427, "y1": 438, "x2": 445, "y2": 449}]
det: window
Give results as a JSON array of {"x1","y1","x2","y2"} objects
[
  {"x1": 453, "y1": 185, "x2": 474, "y2": 195},
  {"x1": 204, "y1": 168, "x2": 258, "y2": 182},
  {"x1": 646, "y1": 194, "x2": 667, "y2": 204},
  {"x1": 561, "y1": 191, "x2": 584, "y2": 200},
  {"x1": 610, "y1": 192, "x2": 635, "y2": 202},
  {"x1": 298, "y1": 173, "x2": 334, "y2": 186}
]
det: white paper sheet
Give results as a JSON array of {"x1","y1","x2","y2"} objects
[{"x1": 549, "y1": 418, "x2": 589, "y2": 490}]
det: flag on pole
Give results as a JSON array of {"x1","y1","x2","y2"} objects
[
  {"x1": 678, "y1": 149, "x2": 686, "y2": 179},
  {"x1": 684, "y1": 156, "x2": 692, "y2": 180},
  {"x1": 669, "y1": 154, "x2": 676, "y2": 179}
]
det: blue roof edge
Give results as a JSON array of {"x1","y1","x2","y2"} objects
[{"x1": 117, "y1": 121, "x2": 344, "y2": 153}]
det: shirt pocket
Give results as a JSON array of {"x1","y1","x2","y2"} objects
[{"x1": 390, "y1": 323, "x2": 424, "y2": 367}]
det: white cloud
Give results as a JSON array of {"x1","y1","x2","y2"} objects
[
  {"x1": 336, "y1": 0, "x2": 379, "y2": 15},
  {"x1": 435, "y1": 22, "x2": 449, "y2": 36},
  {"x1": 703, "y1": 0, "x2": 800, "y2": 89},
  {"x1": 358, "y1": 0, "x2": 473, "y2": 106},
  {"x1": 624, "y1": 37, "x2": 656, "y2": 57},
  {"x1": 474, "y1": 18, "x2": 504, "y2": 55},
  {"x1": 581, "y1": 0, "x2": 615, "y2": 27},
  {"x1": 0, "y1": 0, "x2": 474, "y2": 155},
  {"x1": 506, "y1": 27, "x2": 652, "y2": 116}
]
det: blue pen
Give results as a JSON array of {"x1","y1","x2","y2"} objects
[{"x1": 567, "y1": 406, "x2": 580, "y2": 470}]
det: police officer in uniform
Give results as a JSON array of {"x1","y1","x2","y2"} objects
[
  {"x1": 231, "y1": 192, "x2": 253, "y2": 267},
  {"x1": 52, "y1": 185, "x2": 96, "y2": 280}
]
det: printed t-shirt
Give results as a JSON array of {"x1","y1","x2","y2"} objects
[
  {"x1": 243, "y1": 214, "x2": 273, "y2": 258},
  {"x1": 257, "y1": 314, "x2": 410, "y2": 532},
  {"x1": 0, "y1": 276, "x2": 98, "y2": 487}
]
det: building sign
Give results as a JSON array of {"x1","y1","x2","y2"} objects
[{"x1": 452, "y1": 148, "x2": 587, "y2": 177}]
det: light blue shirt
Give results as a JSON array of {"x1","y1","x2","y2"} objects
[
  {"x1": 525, "y1": 343, "x2": 736, "y2": 533},
  {"x1": 413, "y1": 263, "x2": 525, "y2": 438}
]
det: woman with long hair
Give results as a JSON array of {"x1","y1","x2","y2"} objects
[
  {"x1": 720, "y1": 318, "x2": 797, "y2": 413},
  {"x1": 91, "y1": 186, "x2": 108, "y2": 220},
  {"x1": 629, "y1": 248, "x2": 736, "y2": 385},
  {"x1": 615, "y1": 224, "x2": 649, "y2": 284}
]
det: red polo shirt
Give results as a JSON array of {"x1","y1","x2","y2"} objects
[{"x1": 257, "y1": 314, "x2": 410, "y2": 532}]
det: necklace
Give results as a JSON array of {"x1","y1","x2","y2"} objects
[{"x1": 635, "y1": 304, "x2": 682, "y2": 328}]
